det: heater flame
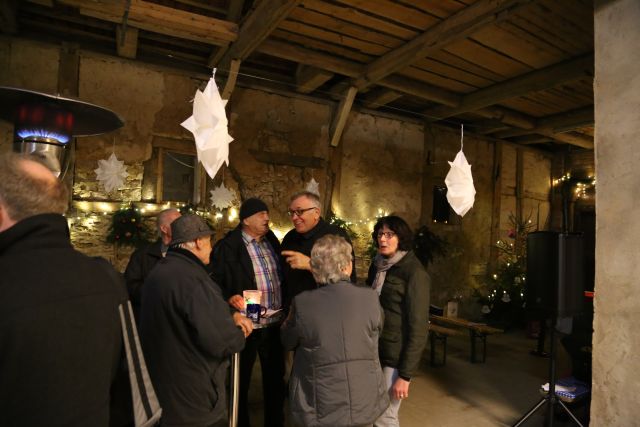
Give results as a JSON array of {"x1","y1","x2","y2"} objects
[{"x1": 17, "y1": 129, "x2": 70, "y2": 144}]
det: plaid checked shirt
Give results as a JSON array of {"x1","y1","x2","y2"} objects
[{"x1": 242, "y1": 231, "x2": 283, "y2": 309}]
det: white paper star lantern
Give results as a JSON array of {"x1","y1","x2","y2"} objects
[
  {"x1": 95, "y1": 153, "x2": 128, "y2": 193},
  {"x1": 304, "y1": 177, "x2": 320, "y2": 196},
  {"x1": 210, "y1": 183, "x2": 237, "y2": 210},
  {"x1": 181, "y1": 70, "x2": 234, "y2": 180}
]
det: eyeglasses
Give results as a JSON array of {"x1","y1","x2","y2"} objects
[
  {"x1": 287, "y1": 207, "x2": 317, "y2": 217},
  {"x1": 377, "y1": 231, "x2": 396, "y2": 239}
]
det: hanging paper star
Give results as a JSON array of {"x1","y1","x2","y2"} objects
[
  {"x1": 181, "y1": 70, "x2": 234, "y2": 180},
  {"x1": 304, "y1": 177, "x2": 320, "y2": 196},
  {"x1": 210, "y1": 183, "x2": 237, "y2": 210},
  {"x1": 95, "y1": 153, "x2": 128, "y2": 193}
]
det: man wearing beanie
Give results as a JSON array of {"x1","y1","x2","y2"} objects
[{"x1": 210, "y1": 198, "x2": 286, "y2": 427}]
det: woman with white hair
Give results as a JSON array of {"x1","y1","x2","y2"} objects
[{"x1": 281, "y1": 234, "x2": 389, "y2": 427}]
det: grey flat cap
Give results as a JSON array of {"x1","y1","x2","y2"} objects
[{"x1": 170, "y1": 214, "x2": 214, "y2": 245}]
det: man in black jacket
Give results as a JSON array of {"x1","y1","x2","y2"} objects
[
  {"x1": 210, "y1": 198, "x2": 285, "y2": 427},
  {"x1": 281, "y1": 191, "x2": 356, "y2": 305},
  {"x1": 141, "y1": 214, "x2": 253, "y2": 427},
  {"x1": 0, "y1": 153, "x2": 126, "y2": 427},
  {"x1": 124, "y1": 207, "x2": 181, "y2": 320}
]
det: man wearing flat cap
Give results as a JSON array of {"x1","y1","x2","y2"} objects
[
  {"x1": 210, "y1": 198, "x2": 286, "y2": 427},
  {"x1": 140, "y1": 214, "x2": 253, "y2": 427}
]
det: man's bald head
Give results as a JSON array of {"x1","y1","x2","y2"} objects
[{"x1": 0, "y1": 152, "x2": 69, "y2": 231}]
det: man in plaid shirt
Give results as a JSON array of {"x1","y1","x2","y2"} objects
[{"x1": 210, "y1": 198, "x2": 285, "y2": 427}]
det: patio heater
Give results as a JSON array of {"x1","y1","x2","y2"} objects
[{"x1": 0, "y1": 86, "x2": 124, "y2": 178}]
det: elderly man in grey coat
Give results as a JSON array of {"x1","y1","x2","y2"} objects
[{"x1": 281, "y1": 235, "x2": 389, "y2": 427}]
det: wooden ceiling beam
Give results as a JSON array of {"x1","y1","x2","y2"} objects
[
  {"x1": 330, "y1": 86, "x2": 357, "y2": 147},
  {"x1": 493, "y1": 106, "x2": 594, "y2": 138},
  {"x1": 296, "y1": 64, "x2": 333, "y2": 94},
  {"x1": 214, "y1": 0, "x2": 301, "y2": 71},
  {"x1": 353, "y1": 0, "x2": 533, "y2": 90},
  {"x1": 116, "y1": 25, "x2": 138, "y2": 59},
  {"x1": 424, "y1": 53, "x2": 594, "y2": 120},
  {"x1": 57, "y1": 0, "x2": 237, "y2": 46},
  {"x1": 379, "y1": 75, "x2": 460, "y2": 107},
  {"x1": 361, "y1": 89, "x2": 403, "y2": 109},
  {"x1": 1, "y1": 0, "x2": 18, "y2": 34}
]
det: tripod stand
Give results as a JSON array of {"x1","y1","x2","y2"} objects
[{"x1": 512, "y1": 313, "x2": 584, "y2": 427}]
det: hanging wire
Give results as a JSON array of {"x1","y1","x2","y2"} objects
[
  {"x1": 460, "y1": 123, "x2": 464, "y2": 151},
  {"x1": 172, "y1": 57, "x2": 492, "y2": 129},
  {"x1": 166, "y1": 151, "x2": 195, "y2": 169}
]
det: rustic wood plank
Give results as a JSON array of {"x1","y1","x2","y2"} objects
[
  {"x1": 397, "y1": 66, "x2": 477, "y2": 93},
  {"x1": 58, "y1": 0, "x2": 238, "y2": 46},
  {"x1": 407, "y1": 0, "x2": 468, "y2": 19},
  {"x1": 270, "y1": 29, "x2": 373, "y2": 63},
  {"x1": 430, "y1": 50, "x2": 503, "y2": 83},
  {"x1": 360, "y1": 88, "x2": 402, "y2": 109},
  {"x1": 413, "y1": 57, "x2": 495, "y2": 89},
  {"x1": 301, "y1": 0, "x2": 417, "y2": 39},
  {"x1": 116, "y1": 25, "x2": 138, "y2": 59},
  {"x1": 494, "y1": 106, "x2": 593, "y2": 138},
  {"x1": 257, "y1": 39, "x2": 364, "y2": 77},
  {"x1": 278, "y1": 20, "x2": 389, "y2": 56},
  {"x1": 425, "y1": 53, "x2": 593, "y2": 119},
  {"x1": 353, "y1": 0, "x2": 534, "y2": 90},
  {"x1": 289, "y1": 6, "x2": 405, "y2": 49},
  {"x1": 380, "y1": 75, "x2": 460, "y2": 107},
  {"x1": 221, "y1": 58, "x2": 241, "y2": 99},
  {"x1": 330, "y1": 85, "x2": 357, "y2": 147},
  {"x1": 296, "y1": 64, "x2": 333, "y2": 93},
  {"x1": 444, "y1": 38, "x2": 532, "y2": 79},
  {"x1": 334, "y1": 0, "x2": 438, "y2": 30},
  {"x1": 216, "y1": 0, "x2": 300, "y2": 69}
]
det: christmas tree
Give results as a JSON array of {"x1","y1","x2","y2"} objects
[{"x1": 475, "y1": 213, "x2": 534, "y2": 328}]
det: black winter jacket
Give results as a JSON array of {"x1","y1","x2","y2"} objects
[
  {"x1": 209, "y1": 226, "x2": 283, "y2": 303},
  {"x1": 0, "y1": 214, "x2": 126, "y2": 427},
  {"x1": 124, "y1": 239, "x2": 163, "y2": 320},
  {"x1": 140, "y1": 248, "x2": 246, "y2": 427},
  {"x1": 281, "y1": 281, "x2": 389, "y2": 427}
]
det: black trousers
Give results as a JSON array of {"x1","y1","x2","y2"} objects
[{"x1": 238, "y1": 326, "x2": 285, "y2": 427}]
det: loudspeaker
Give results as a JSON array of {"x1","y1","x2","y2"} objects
[
  {"x1": 526, "y1": 231, "x2": 585, "y2": 317},
  {"x1": 432, "y1": 185, "x2": 450, "y2": 223}
]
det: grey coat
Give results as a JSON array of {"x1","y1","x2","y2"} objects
[{"x1": 281, "y1": 281, "x2": 389, "y2": 427}]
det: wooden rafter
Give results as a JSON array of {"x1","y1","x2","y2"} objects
[
  {"x1": 492, "y1": 106, "x2": 594, "y2": 138},
  {"x1": 296, "y1": 65, "x2": 333, "y2": 94},
  {"x1": 56, "y1": 0, "x2": 237, "y2": 46},
  {"x1": 424, "y1": 54, "x2": 594, "y2": 120},
  {"x1": 330, "y1": 86, "x2": 357, "y2": 147},
  {"x1": 214, "y1": 0, "x2": 301, "y2": 71},
  {"x1": 353, "y1": 0, "x2": 534, "y2": 90}
]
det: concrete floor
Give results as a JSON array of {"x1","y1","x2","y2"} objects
[{"x1": 242, "y1": 330, "x2": 590, "y2": 426}]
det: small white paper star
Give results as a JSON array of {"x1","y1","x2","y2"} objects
[
  {"x1": 305, "y1": 177, "x2": 320, "y2": 196},
  {"x1": 210, "y1": 183, "x2": 237, "y2": 210},
  {"x1": 95, "y1": 153, "x2": 128, "y2": 193}
]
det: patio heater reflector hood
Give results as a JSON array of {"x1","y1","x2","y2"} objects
[{"x1": 0, "y1": 86, "x2": 124, "y2": 177}]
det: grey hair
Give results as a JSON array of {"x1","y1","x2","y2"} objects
[
  {"x1": 290, "y1": 190, "x2": 321, "y2": 209},
  {"x1": 177, "y1": 240, "x2": 196, "y2": 250},
  {"x1": 310, "y1": 234, "x2": 352, "y2": 285},
  {"x1": 0, "y1": 152, "x2": 68, "y2": 221}
]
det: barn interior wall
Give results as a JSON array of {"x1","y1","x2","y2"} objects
[
  {"x1": 0, "y1": 37, "x2": 553, "y2": 315},
  {"x1": 592, "y1": 0, "x2": 640, "y2": 424}
]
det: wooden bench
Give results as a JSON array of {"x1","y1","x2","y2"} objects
[
  {"x1": 429, "y1": 315, "x2": 503, "y2": 363},
  {"x1": 427, "y1": 323, "x2": 461, "y2": 367}
]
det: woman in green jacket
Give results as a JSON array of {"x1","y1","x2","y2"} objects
[{"x1": 367, "y1": 216, "x2": 430, "y2": 427}]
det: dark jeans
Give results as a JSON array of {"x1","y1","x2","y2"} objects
[{"x1": 239, "y1": 327, "x2": 285, "y2": 427}]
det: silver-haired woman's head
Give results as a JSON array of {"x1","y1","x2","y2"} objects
[{"x1": 310, "y1": 234, "x2": 353, "y2": 285}]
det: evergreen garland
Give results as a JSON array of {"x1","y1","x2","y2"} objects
[{"x1": 106, "y1": 207, "x2": 150, "y2": 247}]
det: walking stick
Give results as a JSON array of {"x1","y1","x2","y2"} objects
[{"x1": 229, "y1": 352, "x2": 240, "y2": 427}]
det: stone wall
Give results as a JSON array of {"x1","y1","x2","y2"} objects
[
  {"x1": 1, "y1": 37, "x2": 554, "y2": 319},
  {"x1": 592, "y1": 0, "x2": 640, "y2": 424}
]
